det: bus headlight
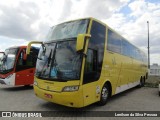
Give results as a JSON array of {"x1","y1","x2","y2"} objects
[
  {"x1": 34, "y1": 81, "x2": 38, "y2": 86},
  {"x1": 62, "y1": 86, "x2": 79, "y2": 92}
]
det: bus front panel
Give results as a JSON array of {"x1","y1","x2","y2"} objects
[{"x1": 34, "y1": 77, "x2": 83, "y2": 108}]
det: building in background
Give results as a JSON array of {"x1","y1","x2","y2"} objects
[{"x1": 149, "y1": 64, "x2": 160, "y2": 76}]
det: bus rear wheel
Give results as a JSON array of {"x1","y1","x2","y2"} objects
[
  {"x1": 138, "y1": 77, "x2": 145, "y2": 88},
  {"x1": 98, "y1": 84, "x2": 110, "y2": 106}
]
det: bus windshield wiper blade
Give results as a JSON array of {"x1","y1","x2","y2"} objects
[
  {"x1": 47, "y1": 50, "x2": 52, "y2": 67},
  {"x1": 36, "y1": 51, "x2": 52, "y2": 78},
  {"x1": 37, "y1": 57, "x2": 42, "y2": 60},
  {"x1": 42, "y1": 44, "x2": 46, "y2": 53}
]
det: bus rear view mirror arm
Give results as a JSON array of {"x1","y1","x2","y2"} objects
[
  {"x1": 26, "y1": 41, "x2": 43, "y2": 55},
  {"x1": 76, "y1": 34, "x2": 91, "y2": 53}
]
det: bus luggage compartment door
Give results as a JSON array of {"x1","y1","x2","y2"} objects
[{"x1": 15, "y1": 68, "x2": 34, "y2": 85}]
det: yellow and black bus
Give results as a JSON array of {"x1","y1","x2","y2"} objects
[{"x1": 27, "y1": 17, "x2": 148, "y2": 108}]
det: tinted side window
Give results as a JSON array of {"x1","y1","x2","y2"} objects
[
  {"x1": 107, "y1": 29, "x2": 146, "y2": 62},
  {"x1": 107, "y1": 30, "x2": 122, "y2": 54},
  {"x1": 130, "y1": 45, "x2": 134, "y2": 58},
  {"x1": 83, "y1": 49, "x2": 98, "y2": 84},
  {"x1": 85, "y1": 49, "x2": 95, "y2": 72},
  {"x1": 122, "y1": 40, "x2": 130, "y2": 56},
  {"x1": 16, "y1": 48, "x2": 39, "y2": 72},
  {"x1": 27, "y1": 48, "x2": 39, "y2": 66},
  {"x1": 83, "y1": 21, "x2": 106, "y2": 84}
]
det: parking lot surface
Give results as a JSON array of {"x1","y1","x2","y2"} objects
[{"x1": 0, "y1": 85, "x2": 159, "y2": 120}]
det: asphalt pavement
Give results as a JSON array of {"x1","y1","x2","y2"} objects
[{"x1": 0, "y1": 85, "x2": 159, "y2": 120}]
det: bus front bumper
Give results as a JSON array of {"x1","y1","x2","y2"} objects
[
  {"x1": 0, "y1": 73, "x2": 15, "y2": 86},
  {"x1": 33, "y1": 85, "x2": 84, "y2": 108}
]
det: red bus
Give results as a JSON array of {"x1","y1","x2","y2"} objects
[{"x1": 0, "y1": 46, "x2": 39, "y2": 86}]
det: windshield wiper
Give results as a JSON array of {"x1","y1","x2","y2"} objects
[
  {"x1": 49, "y1": 43, "x2": 57, "y2": 76},
  {"x1": 42, "y1": 44, "x2": 46, "y2": 53},
  {"x1": 37, "y1": 49, "x2": 53, "y2": 78},
  {"x1": 47, "y1": 49, "x2": 52, "y2": 67},
  {"x1": 48, "y1": 43, "x2": 67, "y2": 82}
]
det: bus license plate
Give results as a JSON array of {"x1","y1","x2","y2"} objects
[{"x1": 44, "y1": 93, "x2": 52, "y2": 98}]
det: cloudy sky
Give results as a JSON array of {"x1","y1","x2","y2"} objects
[{"x1": 0, "y1": 0, "x2": 160, "y2": 65}]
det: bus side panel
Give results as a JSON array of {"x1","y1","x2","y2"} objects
[
  {"x1": 119, "y1": 55, "x2": 133, "y2": 85},
  {"x1": 103, "y1": 51, "x2": 122, "y2": 95},
  {"x1": 82, "y1": 82, "x2": 97, "y2": 106},
  {"x1": 132, "y1": 59, "x2": 141, "y2": 82},
  {"x1": 15, "y1": 68, "x2": 35, "y2": 85},
  {"x1": 104, "y1": 51, "x2": 142, "y2": 95}
]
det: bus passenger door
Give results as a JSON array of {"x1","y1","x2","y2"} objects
[
  {"x1": 82, "y1": 20, "x2": 106, "y2": 106},
  {"x1": 82, "y1": 49, "x2": 99, "y2": 106},
  {"x1": 15, "y1": 48, "x2": 36, "y2": 85},
  {"x1": 15, "y1": 49, "x2": 28, "y2": 85}
]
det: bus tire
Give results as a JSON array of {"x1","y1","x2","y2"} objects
[
  {"x1": 138, "y1": 77, "x2": 144, "y2": 88},
  {"x1": 24, "y1": 85, "x2": 30, "y2": 87},
  {"x1": 98, "y1": 84, "x2": 110, "y2": 106},
  {"x1": 143, "y1": 77, "x2": 145, "y2": 86}
]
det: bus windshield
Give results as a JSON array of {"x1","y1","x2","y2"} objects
[
  {"x1": 45, "y1": 19, "x2": 89, "y2": 42},
  {"x1": 0, "y1": 48, "x2": 18, "y2": 73},
  {"x1": 35, "y1": 40, "x2": 82, "y2": 81},
  {"x1": 35, "y1": 19, "x2": 89, "y2": 81}
]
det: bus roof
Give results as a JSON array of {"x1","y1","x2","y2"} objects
[
  {"x1": 5, "y1": 46, "x2": 39, "y2": 50},
  {"x1": 6, "y1": 46, "x2": 27, "y2": 50},
  {"x1": 49, "y1": 17, "x2": 146, "y2": 55}
]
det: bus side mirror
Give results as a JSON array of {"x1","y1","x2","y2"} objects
[{"x1": 76, "y1": 34, "x2": 91, "y2": 52}]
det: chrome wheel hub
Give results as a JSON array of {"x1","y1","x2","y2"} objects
[{"x1": 102, "y1": 87, "x2": 108, "y2": 100}]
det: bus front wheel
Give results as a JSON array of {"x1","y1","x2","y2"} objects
[
  {"x1": 24, "y1": 85, "x2": 30, "y2": 87},
  {"x1": 98, "y1": 84, "x2": 110, "y2": 106}
]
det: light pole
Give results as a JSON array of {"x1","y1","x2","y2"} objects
[{"x1": 147, "y1": 21, "x2": 150, "y2": 69}]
